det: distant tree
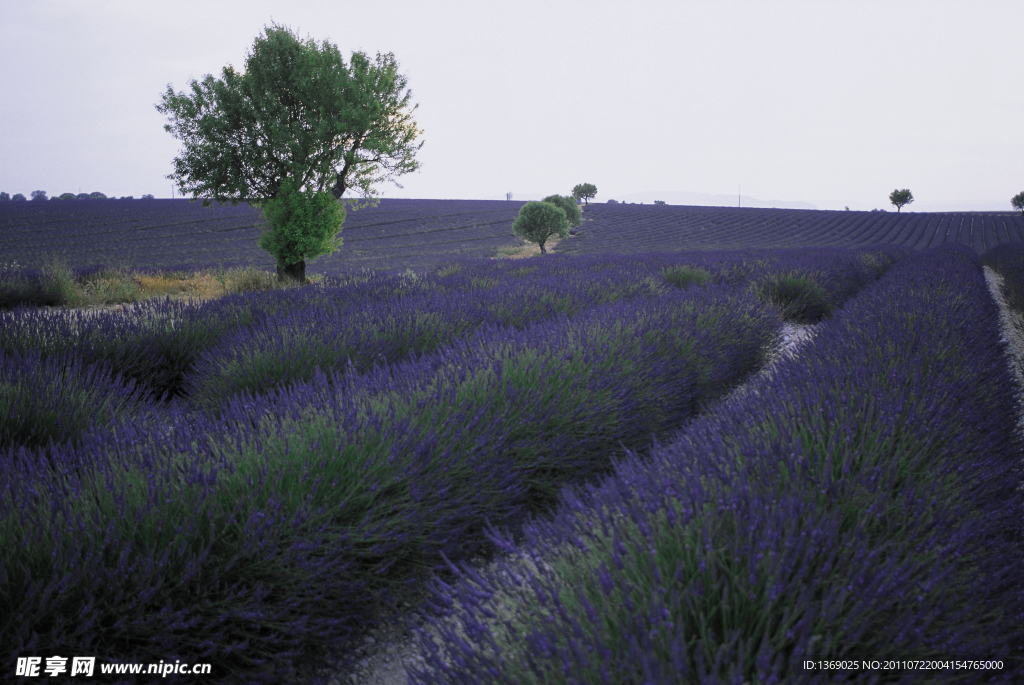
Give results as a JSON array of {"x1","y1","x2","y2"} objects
[
  {"x1": 542, "y1": 194, "x2": 582, "y2": 227},
  {"x1": 607, "y1": 199, "x2": 618, "y2": 204},
  {"x1": 57, "y1": 193, "x2": 77, "y2": 200},
  {"x1": 256, "y1": 177, "x2": 345, "y2": 284},
  {"x1": 1011, "y1": 191, "x2": 1024, "y2": 215},
  {"x1": 121, "y1": 196, "x2": 134, "y2": 200},
  {"x1": 0, "y1": 192, "x2": 9, "y2": 202},
  {"x1": 88, "y1": 192, "x2": 107, "y2": 199},
  {"x1": 889, "y1": 189, "x2": 914, "y2": 213},
  {"x1": 512, "y1": 201, "x2": 569, "y2": 255},
  {"x1": 654, "y1": 200, "x2": 666, "y2": 205},
  {"x1": 30, "y1": 190, "x2": 47, "y2": 202},
  {"x1": 572, "y1": 183, "x2": 597, "y2": 205},
  {"x1": 75, "y1": 193, "x2": 89, "y2": 200},
  {"x1": 11, "y1": 193, "x2": 25, "y2": 201},
  {"x1": 142, "y1": 194, "x2": 155, "y2": 199},
  {"x1": 845, "y1": 206, "x2": 850, "y2": 211}
]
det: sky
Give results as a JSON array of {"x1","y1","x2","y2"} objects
[{"x1": 2, "y1": 0, "x2": 1022, "y2": 212}]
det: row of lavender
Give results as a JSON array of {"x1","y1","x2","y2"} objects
[
  {"x1": 0, "y1": 198, "x2": 529, "y2": 279},
  {"x1": 982, "y1": 241, "x2": 1024, "y2": 313},
  {"x1": 0, "y1": 247, "x2": 901, "y2": 456},
  {"x1": 558, "y1": 203, "x2": 1024, "y2": 257},
  {"x1": 409, "y1": 243, "x2": 1024, "y2": 684},
  {"x1": 0, "y1": 248, "x2": 901, "y2": 683},
  {"x1": 5, "y1": 199, "x2": 1024, "y2": 287}
]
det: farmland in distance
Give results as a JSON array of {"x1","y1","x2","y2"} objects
[{"x1": 2, "y1": 198, "x2": 1022, "y2": 279}]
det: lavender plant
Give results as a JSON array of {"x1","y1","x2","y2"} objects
[
  {"x1": 0, "y1": 247, "x2": 910, "y2": 683},
  {"x1": 408, "y1": 244, "x2": 1024, "y2": 684}
]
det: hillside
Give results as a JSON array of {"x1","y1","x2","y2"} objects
[{"x1": 2, "y1": 199, "x2": 1022, "y2": 282}]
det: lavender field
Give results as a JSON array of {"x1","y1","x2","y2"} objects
[
  {"x1": 0, "y1": 198, "x2": 530, "y2": 278},
  {"x1": 2, "y1": 199, "x2": 1023, "y2": 283},
  {"x1": 558, "y1": 203, "x2": 1024, "y2": 256},
  {"x1": 0, "y1": 199, "x2": 1022, "y2": 684}
]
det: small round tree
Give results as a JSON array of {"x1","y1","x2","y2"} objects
[
  {"x1": 889, "y1": 188, "x2": 914, "y2": 212},
  {"x1": 512, "y1": 201, "x2": 569, "y2": 255},
  {"x1": 572, "y1": 183, "x2": 597, "y2": 205},
  {"x1": 1011, "y1": 191, "x2": 1024, "y2": 215},
  {"x1": 256, "y1": 177, "x2": 346, "y2": 284},
  {"x1": 542, "y1": 194, "x2": 582, "y2": 227}
]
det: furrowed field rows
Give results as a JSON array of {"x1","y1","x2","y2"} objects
[
  {"x1": 0, "y1": 247, "x2": 919, "y2": 685},
  {"x1": 554, "y1": 203, "x2": 1024, "y2": 257},
  {"x1": 4, "y1": 199, "x2": 1024, "y2": 280},
  {"x1": 0, "y1": 199, "x2": 531, "y2": 276},
  {"x1": 407, "y1": 244, "x2": 1024, "y2": 684}
]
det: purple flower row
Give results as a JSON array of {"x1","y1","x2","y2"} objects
[
  {"x1": 0, "y1": 247, "x2": 904, "y2": 682},
  {"x1": 408, "y1": 243, "x2": 1024, "y2": 684}
]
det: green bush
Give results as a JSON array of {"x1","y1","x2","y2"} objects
[
  {"x1": 542, "y1": 194, "x2": 582, "y2": 227},
  {"x1": 512, "y1": 202, "x2": 570, "y2": 255}
]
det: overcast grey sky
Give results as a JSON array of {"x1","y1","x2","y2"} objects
[{"x1": 2, "y1": 0, "x2": 1021, "y2": 212}]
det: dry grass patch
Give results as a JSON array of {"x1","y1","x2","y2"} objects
[{"x1": 491, "y1": 235, "x2": 566, "y2": 260}]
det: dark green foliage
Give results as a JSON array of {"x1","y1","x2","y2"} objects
[
  {"x1": 155, "y1": 22, "x2": 423, "y2": 210},
  {"x1": 56, "y1": 193, "x2": 76, "y2": 200},
  {"x1": 0, "y1": 192, "x2": 9, "y2": 201},
  {"x1": 511, "y1": 201, "x2": 570, "y2": 254},
  {"x1": 30, "y1": 190, "x2": 46, "y2": 202},
  {"x1": 256, "y1": 177, "x2": 345, "y2": 284},
  {"x1": 750, "y1": 272, "x2": 833, "y2": 323},
  {"x1": 889, "y1": 188, "x2": 914, "y2": 212},
  {"x1": 1011, "y1": 191, "x2": 1024, "y2": 215},
  {"x1": 661, "y1": 264, "x2": 711, "y2": 289},
  {"x1": 541, "y1": 193, "x2": 581, "y2": 227},
  {"x1": 11, "y1": 193, "x2": 25, "y2": 201}
]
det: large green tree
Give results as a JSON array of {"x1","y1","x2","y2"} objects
[
  {"x1": 512, "y1": 201, "x2": 570, "y2": 254},
  {"x1": 156, "y1": 23, "x2": 424, "y2": 282}
]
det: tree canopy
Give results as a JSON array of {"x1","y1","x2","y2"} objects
[
  {"x1": 542, "y1": 194, "x2": 582, "y2": 227},
  {"x1": 572, "y1": 183, "x2": 597, "y2": 205},
  {"x1": 155, "y1": 23, "x2": 424, "y2": 210},
  {"x1": 889, "y1": 189, "x2": 914, "y2": 213},
  {"x1": 1012, "y1": 191, "x2": 1024, "y2": 215},
  {"x1": 512, "y1": 201, "x2": 570, "y2": 254}
]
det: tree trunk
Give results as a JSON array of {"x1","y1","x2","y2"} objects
[
  {"x1": 539, "y1": 241, "x2": 547, "y2": 255},
  {"x1": 277, "y1": 260, "x2": 307, "y2": 285}
]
